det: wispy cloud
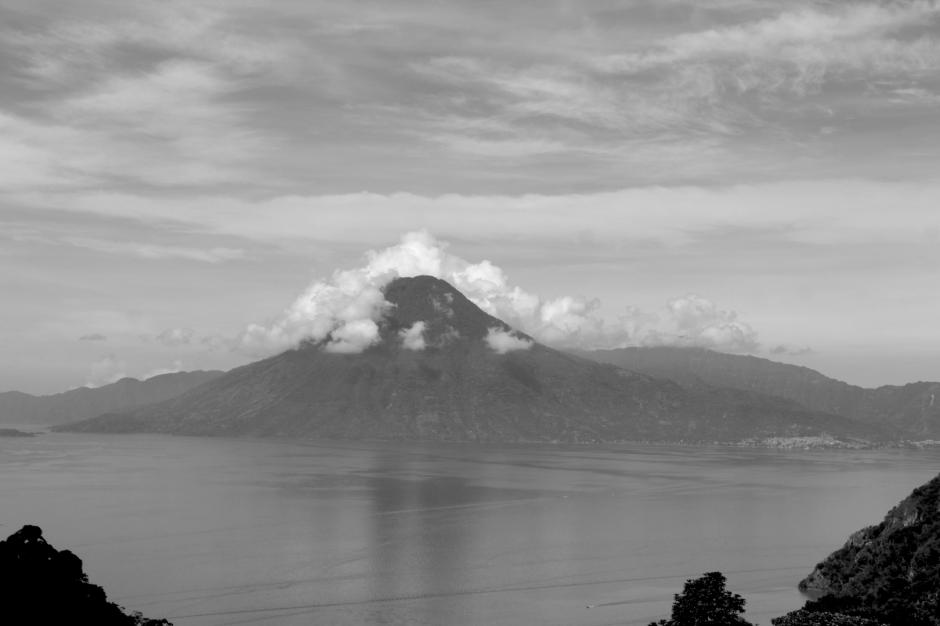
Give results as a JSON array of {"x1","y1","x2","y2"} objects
[
  {"x1": 63, "y1": 237, "x2": 244, "y2": 263},
  {"x1": 597, "y1": 2, "x2": 940, "y2": 97},
  {"x1": 1, "y1": 226, "x2": 246, "y2": 263},
  {"x1": 625, "y1": 2, "x2": 936, "y2": 63},
  {"x1": 392, "y1": 2, "x2": 940, "y2": 173},
  {"x1": 2, "y1": 1, "x2": 939, "y2": 193},
  {"x1": 1, "y1": 4, "x2": 291, "y2": 190},
  {"x1": 78, "y1": 333, "x2": 107, "y2": 342},
  {"x1": 18, "y1": 179, "x2": 940, "y2": 248},
  {"x1": 12, "y1": 4, "x2": 292, "y2": 83},
  {"x1": 0, "y1": 111, "x2": 99, "y2": 189},
  {"x1": 45, "y1": 310, "x2": 154, "y2": 340}
]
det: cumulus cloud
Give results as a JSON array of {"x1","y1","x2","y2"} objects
[
  {"x1": 236, "y1": 230, "x2": 632, "y2": 355},
  {"x1": 200, "y1": 333, "x2": 234, "y2": 351},
  {"x1": 237, "y1": 230, "x2": 761, "y2": 357},
  {"x1": 85, "y1": 354, "x2": 126, "y2": 388},
  {"x1": 238, "y1": 262, "x2": 391, "y2": 355},
  {"x1": 141, "y1": 360, "x2": 185, "y2": 380},
  {"x1": 156, "y1": 328, "x2": 195, "y2": 346},
  {"x1": 485, "y1": 328, "x2": 534, "y2": 354},
  {"x1": 78, "y1": 333, "x2": 107, "y2": 342},
  {"x1": 399, "y1": 321, "x2": 427, "y2": 351},
  {"x1": 323, "y1": 319, "x2": 381, "y2": 354},
  {"x1": 645, "y1": 294, "x2": 760, "y2": 353},
  {"x1": 770, "y1": 344, "x2": 815, "y2": 356}
]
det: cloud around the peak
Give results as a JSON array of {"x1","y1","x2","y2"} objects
[
  {"x1": 485, "y1": 328, "x2": 533, "y2": 354},
  {"x1": 400, "y1": 321, "x2": 427, "y2": 351},
  {"x1": 324, "y1": 319, "x2": 381, "y2": 354},
  {"x1": 235, "y1": 231, "x2": 762, "y2": 357}
]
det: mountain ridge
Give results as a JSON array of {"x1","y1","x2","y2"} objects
[
  {"x1": 60, "y1": 276, "x2": 888, "y2": 444},
  {"x1": 0, "y1": 370, "x2": 225, "y2": 425},
  {"x1": 581, "y1": 347, "x2": 940, "y2": 438}
]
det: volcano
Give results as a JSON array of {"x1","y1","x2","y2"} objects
[{"x1": 60, "y1": 276, "x2": 887, "y2": 444}]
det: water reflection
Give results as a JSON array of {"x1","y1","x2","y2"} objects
[
  {"x1": 364, "y1": 452, "x2": 473, "y2": 622},
  {"x1": 2, "y1": 435, "x2": 939, "y2": 626}
]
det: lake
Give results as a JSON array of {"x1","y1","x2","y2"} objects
[{"x1": 2, "y1": 433, "x2": 938, "y2": 626}]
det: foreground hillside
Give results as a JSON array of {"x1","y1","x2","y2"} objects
[
  {"x1": 0, "y1": 525, "x2": 171, "y2": 625},
  {"x1": 583, "y1": 347, "x2": 940, "y2": 439},
  {"x1": 797, "y1": 472, "x2": 940, "y2": 625},
  {"x1": 61, "y1": 277, "x2": 886, "y2": 444},
  {"x1": 652, "y1": 472, "x2": 940, "y2": 626},
  {"x1": 0, "y1": 371, "x2": 225, "y2": 425}
]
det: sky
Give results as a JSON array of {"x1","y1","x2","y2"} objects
[{"x1": 1, "y1": 0, "x2": 939, "y2": 394}]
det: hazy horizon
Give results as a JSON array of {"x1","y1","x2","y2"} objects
[{"x1": 2, "y1": 0, "x2": 939, "y2": 393}]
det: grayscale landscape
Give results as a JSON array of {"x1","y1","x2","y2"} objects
[{"x1": 2, "y1": 1, "x2": 939, "y2": 625}]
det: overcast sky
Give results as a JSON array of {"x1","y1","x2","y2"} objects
[{"x1": 2, "y1": 0, "x2": 939, "y2": 394}]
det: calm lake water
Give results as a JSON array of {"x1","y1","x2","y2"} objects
[{"x1": 2, "y1": 433, "x2": 938, "y2": 626}]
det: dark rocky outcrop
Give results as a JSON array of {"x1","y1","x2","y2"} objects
[
  {"x1": 0, "y1": 370, "x2": 225, "y2": 425},
  {"x1": 0, "y1": 525, "x2": 171, "y2": 625},
  {"x1": 581, "y1": 347, "x2": 940, "y2": 438},
  {"x1": 61, "y1": 276, "x2": 886, "y2": 444}
]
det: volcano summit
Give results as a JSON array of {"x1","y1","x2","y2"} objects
[{"x1": 61, "y1": 276, "x2": 886, "y2": 444}]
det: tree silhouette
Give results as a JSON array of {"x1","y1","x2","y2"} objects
[
  {"x1": 0, "y1": 525, "x2": 171, "y2": 625},
  {"x1": 649, "y1": 571, "x2": 754, "y2": 626}
]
